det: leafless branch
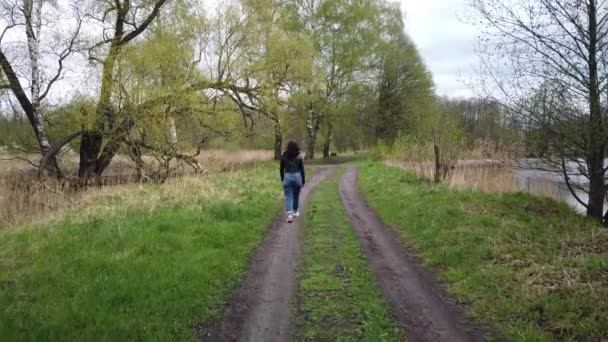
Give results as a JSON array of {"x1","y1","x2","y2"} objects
[
  {"x1": 120, "y1": 0, "x2": 168, "y2": 44},
  {"x1": 0, "y1": 156, "x2": 39, "y2": 168}
]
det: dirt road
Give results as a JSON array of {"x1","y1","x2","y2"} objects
[
  {"x1": 339, "y1": 166, "x2": 484, "y2": 342},
  {"x1": 203, "y1": 166, "x2": 336, "y2": 342}
]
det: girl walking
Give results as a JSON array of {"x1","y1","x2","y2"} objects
[{"x1": 280, "y1": 141, "x2": 306, "y2": 223}]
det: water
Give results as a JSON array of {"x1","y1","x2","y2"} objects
[
  {"x1": 394, "y1": 159, "x2": 603, "y2": 214},
  {"x1": 513, "y1": 167, "x2": 589, "y2": 213},
  {"x1": 512, "y1": 159, "x2": 607, "y2": 214}
]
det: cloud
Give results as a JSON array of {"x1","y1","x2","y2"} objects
[{"x1": 400, "y1": 0, "x2": 480, "y2": 98}]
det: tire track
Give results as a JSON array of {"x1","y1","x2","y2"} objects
[
  {"x1": 339, "y1": 166, "x2": 484, "y2": 342},
  {"x1": 203, "y1": 166, "x2": 336, "y2": 342}
]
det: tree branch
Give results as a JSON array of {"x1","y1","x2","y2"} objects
[
  {"x1": 37, "y1": 131, "x2": 83, "y2": 177},
  {"x1": 39, "y1": 8, "x2": 85, "y2": 102},
  {"x1": 120, "y1": 0, "x2": 168, "y2": 44}
]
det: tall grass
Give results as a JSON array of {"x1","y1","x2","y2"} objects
[
  {"x1": 370, "y1": 134, "x2": 524, "y2": 191},
  {"x1": 0, "y1": 150, "x2": 273, "y2": 227},
  {"x1": 388, "y1": 160, "x2": 568, "y2": 202}
]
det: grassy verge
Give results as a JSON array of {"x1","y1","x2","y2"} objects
[
  {"x1": 296, "y1": 170, "x2": 401, "y2": 341},
  {"x1": 359, "y1": 162, "x2": 608, "y2": 341},
  {"x1": 0, "y1": 163, "x2": 291, "y2": 341}
]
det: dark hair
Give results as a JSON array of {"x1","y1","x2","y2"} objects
[{"x1": 284, "y1": 141, "x2": 300, "y2": 158}]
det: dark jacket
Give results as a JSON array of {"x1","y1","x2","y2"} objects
[{"x1": 280, "y1": 153, "x2": 305, "y2": 184}]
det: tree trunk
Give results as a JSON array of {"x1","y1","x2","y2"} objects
[
  {"x1": 585, "y1": 0, "x2": 606, "y2": 222},
  {"x1": 128, "y1": 141, "x2": 144, "y2": 182},
  {"x1": 96, "y1": 119, "x2": 135, "y2": 177},
  {"x1": 78, "y1": 131, "x2": 103, "y2": 182},
  {"x1": 306, "y1": 119, "x2": 317, "y2": 159},
  {"x1": 323, "y1": 120, "x2": 333, "y2": 158},
  {"x1": 273, "y1": 118, "x2": 282, "y2": 160},
  {"x1": 168, "y1": 117, "x2": 178, "y2": 149},
  {"x1": 587, "y1": 154, "x2": 605, "y2": 221},
  {"x1": 24, "y1": 0, "x2": 43, "y2": 113},
  {"x1": 79, "y1": 43, "x2": 121, "y2": 183},
  {"x1": 306, "y1": 99, "x2": 320, "y2": 159},
  {"x1": 433, "y1": 144, "x2": 441, "y2": 183}
]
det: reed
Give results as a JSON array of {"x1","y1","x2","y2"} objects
[{"x1": 389, "y1": 160, "x2": 564, "y2": 200}]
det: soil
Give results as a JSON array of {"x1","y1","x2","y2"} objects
[
  {"x1": 339, "y1": 166, "x2": 485, "y2": 342},
  {"x1": 201, "y1": 166, "x2": 336, "y2": 342}
]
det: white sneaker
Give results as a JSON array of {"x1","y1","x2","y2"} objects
[
  {"x1": 287, "y1": 211, "x2": 294, "y2": 223},
  {"x1": 294, "y1": 211, "x2": 300, "y2": 217}
]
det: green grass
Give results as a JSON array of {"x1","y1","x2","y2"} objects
[
  {"x1": 296, "y1": 170, "x2": 401, "y2": 341},
  {"x1": 358, "y1": 162, "x2": 608, "y2": 341},
  {"x1": 0, "y1": 163, "x2": 289, "y2": 341}
]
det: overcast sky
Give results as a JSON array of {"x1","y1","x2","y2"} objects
[
  {"x1": 400, "y1": 0, "x2": 479, "y2": 98},
  {"x1": 2, "y1": 0, "x2": 481, "y2": 102}
]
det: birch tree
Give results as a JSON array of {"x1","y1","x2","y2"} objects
[{"x1": 0, "y1": 0, "x2": 83, "y2": 177}]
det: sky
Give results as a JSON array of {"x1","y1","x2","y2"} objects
[
  {"x1": 399, "y1": 0, "x2": 480, "y2": 98},
  {"x1": 2, "y1": 0, "x2": 481, "y2": 102}
]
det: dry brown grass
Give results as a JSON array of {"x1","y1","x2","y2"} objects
[
  {"x1": 195, "y1": 149, "x2": 274, "y2": 171},
  {"x1": 388, "y1": 160, "x2": 564, "y2": 199},
  {"x1": 0, "y1": 149, "x2": 273, "y2": 227}
]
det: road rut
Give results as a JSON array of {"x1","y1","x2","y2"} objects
[
  {"x1": 203, "y1": 166, "x2": 335, "y2": 342},
  {"x1": 339, "y1": 166, "x2": 484, "y2": 342}
]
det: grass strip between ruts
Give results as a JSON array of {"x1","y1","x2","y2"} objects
[{"x1": 296, "y1": 169, "x2": 402, "y2": 341}]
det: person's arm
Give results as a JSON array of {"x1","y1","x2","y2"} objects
[
  {"x1": 300, "y1": 158, "x2": 305, "y2": 185},
  {"x1": 280, "y1": 158, "x2": 285, "y2": 182}
]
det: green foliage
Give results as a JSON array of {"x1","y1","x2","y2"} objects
[
  {"x1": 0, "y1": 0, "x2": 441, "y2": 160},
  {"x1": 0, "y1": 114, "x2": 37, "y2": 151},
  {"x1": 46, "y1": 97, "x2": 97, "y2": 149},
  {"x1": 376, "y1": 5, "x2": 435, "y2": 143},
  {"x1": 297, "y1": 170, "x2": 401, "y2": 341},
  {"x1": 359, "y1": 162, "x2": 608, "y2": 340},
  {"x1": 425, "y1": 103, "x2": 467, "y2": 167},
  {"x1": 369, "y1": 133, "x2": 421, "y2": 161}
]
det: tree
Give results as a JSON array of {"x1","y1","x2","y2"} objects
[
  {"x1": 0, "y1": 0, "x2": 83, "y2": 177},
  {"x1": 375, "y1": 5, "x2": 435, "y2": 143},
  {"x1": 470, "y1": 0, "x2": 608, "y2": 224},
  {"x1": 205, "y1": 0, "x2": 312, "y2": 159},
  {"x1": 288, "y1": 0, "x2": 383, "y2": 158},
  {"x1": 430, "y1": 101, "x2": 466, "y2": 182},
  {"x1": 113, "y1": 25, "x2": 210, "y2": 180},
  {"x1": 75, "y1": 0, "x2": 169, "y2": 183},
  {"x1": 243, "y1": 0, "x2": 313, "y2": 159}
]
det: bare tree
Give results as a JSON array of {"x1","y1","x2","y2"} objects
[
  {"x1": 470, "y1": 0, "x2": 608, "y2": 224},
  {"x1": 0, "y1": 0, "x2": 83, "y2": 177}
]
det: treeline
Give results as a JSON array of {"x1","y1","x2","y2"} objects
[{"x1": 0, "y1": 0, "x2": 440, "y2": 182}]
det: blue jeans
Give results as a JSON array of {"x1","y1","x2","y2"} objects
[{"x1": 283, "y1": 172, "x2": 302, "y2": 212}]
